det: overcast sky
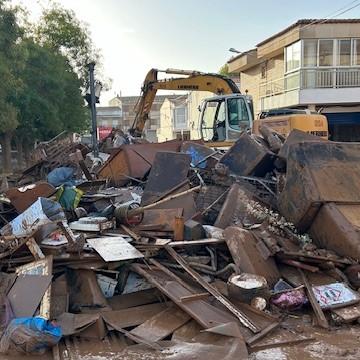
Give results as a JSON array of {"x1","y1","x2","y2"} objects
[{"x1": 12, "y1": 0, "x2": 360, "y2": 104}]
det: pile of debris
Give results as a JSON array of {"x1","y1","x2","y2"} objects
[{"x1": 1, "y1": 128, "x2": 360, "y2": 359}]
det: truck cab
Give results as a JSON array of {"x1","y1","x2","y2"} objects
[{"x1": 200, "y1": 94, "x2": 254, "y2": 143}]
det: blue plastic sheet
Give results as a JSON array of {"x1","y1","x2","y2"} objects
[
  {"x1": 47, "y1": 167, "x2": 76, "y2": 187},
  {"x1": 0, "y1": 317, "x2": 62, "y2": 354},
  {"x1": 185, "y1": 145, "x2": 207, "y2": 169}
]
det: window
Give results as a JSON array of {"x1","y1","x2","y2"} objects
[
  {"x1": 175, "y1": 131, "x2": 190, "y2": 141},
  {"x1": 261, "y1": 64, "x2": 267, "y2": 79},
  {"x1": 227, "y1": 97, "x2": 250, "y2": 131},
  {"x1": 216, "y1": 101, "x2": 226, "y2": 124},
  {"x1": 319, "y1": 40, "x2": 334, "y2": 66},
  {"x1": 174, "y1": 107, "x2": 186, "y2": 127},
  {"x1": 303, "y1": 39, "x2": 318, "y2": 67},
  {"x1": 285, "y1": 41, "x2": 301, "y2": 72},
  {"x1": 201, "y1": 100, "x2": 221, "y2": 141},
  {"x1": 353, "y1": 39, "x2": 360, "y2": 65},
  {"x1": 338, "y1": 39, "x2": 351, "y2": 66}
]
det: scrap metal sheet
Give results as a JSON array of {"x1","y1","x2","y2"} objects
[
  {"x1": 130, "y1": 305, "x2": 191, "y2": 342},
  {"x1": 87, "y1": 236, "x2": 144, "y2": 262},
  {"x1": 131, "y1": 264, "x2": 238, "y2": 331},
  {"x1": 8, "y1": 274, "x2": 52, "y2": 317},
  {"x1": 141, "y1": 152, "x2": 191, "y2": 206}
]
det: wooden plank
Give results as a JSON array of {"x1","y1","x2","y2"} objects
[
  {"x1": 299, "y1": 269, "x2": 329, "y2": 329},
  {"x1": 26, "y1": 237, "x2": 45, "y2": 260},
  {"x1": 130, "y1": 306, "x2": 191, "y2": 342}
]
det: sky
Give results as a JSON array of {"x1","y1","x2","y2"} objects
[{"x1": 11, "y1": 0, "x2": 360, "y2": 104}]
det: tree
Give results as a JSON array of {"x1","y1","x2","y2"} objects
[
  {"x1": 35, "y1": 4, "x2": 100, "y2": 89},
  {"x1": 219, "y1": 64, "x2": 229, "y2": 76},
  {"x1": 0, "y1": 0, "x2": 24, "y2": 172},
  {"x1": 14, "y1": 39, "x2": 88, "y2": 166},
  {"x1": 0, "y1": 1, "x2": 103, "y2": 172}
]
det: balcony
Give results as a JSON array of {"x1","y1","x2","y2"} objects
[{"x1": 260, "y1": 68, "x2": 360, "y2": 110}]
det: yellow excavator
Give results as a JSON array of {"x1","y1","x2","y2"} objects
[{"x1": 130, "y1": 68, "x2": 328, "y2": 145}]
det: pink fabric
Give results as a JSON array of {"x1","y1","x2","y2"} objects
[{"x1": 271, "y1": 289, "x2": 307, "y2": 310}]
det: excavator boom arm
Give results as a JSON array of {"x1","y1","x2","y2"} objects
[{"x1": 130, "y1": 68, "x2": 240, "y2": 137}]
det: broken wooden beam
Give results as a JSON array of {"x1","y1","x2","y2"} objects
[{"x1": 299, "y1": 269, "x2": 329, "y2": 329}]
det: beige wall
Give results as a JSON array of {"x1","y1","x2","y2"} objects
[
  {"x1": 157, "y1": 99, "x2": 174, "y2": 142},
  {"x1": 240, "y1": 53, "x2": 284, "y2": 115},
  {"x1": 301, "y1": 22, "x2": 360, "y2": 40},
  {"x1": 157, "y1": 92, "x2": 209, "y2": 141}
]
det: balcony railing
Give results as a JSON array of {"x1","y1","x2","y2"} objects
[{"x1": 260, "y1": 67, "x2": 360, "y2": 97}]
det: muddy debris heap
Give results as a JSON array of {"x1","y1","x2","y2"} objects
[{"x1": 1, "y1": 128, "x2": 360, "y2": 359}]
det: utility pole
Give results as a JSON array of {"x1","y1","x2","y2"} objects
[{"x1": 87, "y1": 62, "x2": 99, "y2": 157}]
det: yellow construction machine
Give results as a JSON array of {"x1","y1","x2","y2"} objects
[{"x1": 130, "y1": 68, "x2": 328, "y2": 145}]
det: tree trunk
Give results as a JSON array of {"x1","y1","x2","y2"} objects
[
  {"x1": 0, "y1": 133, "x2": 12, "y2": 174},
  {"x1": 24, "y1": 142, "x2": 32, "y2": 168},
  {"x1": 15, "y1": 137, "x2": 24, "y2": 170}
]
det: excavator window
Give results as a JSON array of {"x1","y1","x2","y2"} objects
[
  {"x1": 201, "y1": 100, "x2": 218, "y2": 141},
  {"x1": 227, "y1": 97, "x2": 250, "y2": 131}
]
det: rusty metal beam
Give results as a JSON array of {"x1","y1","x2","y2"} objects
[{"x1": 165, "y1": 245, "x2": 259, "y2": 333}]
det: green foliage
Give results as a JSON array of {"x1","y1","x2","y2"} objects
[
  {"x1": 219, "y1": 64, "x2": 229, "y2": 76},
  {"x1": 0, "y1": 0, "x2": 98, "y2": 171},
  {"x1": 0, "y1": 0, "x2": 24, "y2": 133},
  {"x1": 35, "y1": 4, "x2": 99, "y2": 88},
  {"x1": 14, "y1": 40, "x2": 88, "y2": 145}
]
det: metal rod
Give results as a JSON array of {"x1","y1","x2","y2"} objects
[{"x1": 128, "y1": 185, "x2": 201, "y2": 217}]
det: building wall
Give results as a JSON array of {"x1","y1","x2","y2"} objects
[
  {"x1": 105, "y1": 95, "x2": 181, "y2": 141},
  {"x1": 239, "y1": 53, "x2": 284, "y2": 116},
  {"x1": 108, "y1": 97, "x2": 121, "y2": 107},
  {"x1": 228, "y1": 21, "x2": 360, "y2": 140},
  {"x1": 157, "y1": 99, "x2": 174, "y2": 142},
  {"x1": 96, "y1": 106, "x2": 123, "y2": 128},
  {"x1": 301, "y1": 22, "x2": 360, "y2": 40},
  {"x1": 157, "y1": 97, "x2": 189, "y2": 142}
]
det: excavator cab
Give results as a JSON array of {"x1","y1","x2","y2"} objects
[{"x1": 200, "y1": 94, "x2": 254, "y2": 143}]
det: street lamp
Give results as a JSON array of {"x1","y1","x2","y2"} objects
[
  {"x1": 85, "y1": 62, "x2": 102, "y2": 158},
  {"x1": 229, "y1": 47, "x2": 241, "y2": 54}
]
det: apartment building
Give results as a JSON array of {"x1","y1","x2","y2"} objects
[
  {"x1": 157, "y1": 95, "x2": 189, "y2": 142},
  {"x1": 106, "y1": 94, "x2": 179, "y2": 141},
  {"x1": 228, "y1": 19, "x2": 360, "y2": 140}
]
